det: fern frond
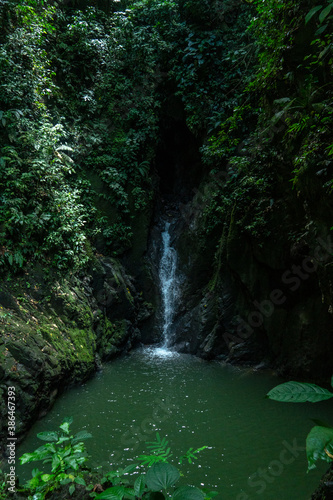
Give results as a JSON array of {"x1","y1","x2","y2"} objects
[
  {"x1": 138, "y1": 433, "x2": 173, "y2": 466},
  {"x1": 146, "y1": 433, "x2": 170, "y2": 455},
  {"x1": 137, "y1": 454, "x2": 169, "y2": 467},
  {"x1": 179, "y1": 446, "x2": 208, "y2": 465}
]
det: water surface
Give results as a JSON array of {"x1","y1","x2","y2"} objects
[{"x1": 18, "y1": 347, "x2": 332, "y2": 499}]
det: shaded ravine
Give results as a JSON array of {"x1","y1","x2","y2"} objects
[{"x1": 12, "y1": 217, "x2": 333, "y2": 500}]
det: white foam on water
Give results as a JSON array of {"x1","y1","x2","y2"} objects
[{"x1": 143, "y1": 346, "x2": 179, "y2": 359}]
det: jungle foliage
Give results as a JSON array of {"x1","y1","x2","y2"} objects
[
  {"x1": 0, "y1": 0, "x2": 255, "y2": 273},
  {"x1": 200, "y1": 0, "x2": 333, "y2": 243},
  {"x1": 0, "y1": 0, "x2": 332, "y2": 273},
  {"x1": 16, "y1": 419, "x2": 214, "y2": 500},
  {"x1": 267, "y1": 378, "x2": 333, "y2": 472}
]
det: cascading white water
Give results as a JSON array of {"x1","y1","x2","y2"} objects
[{"x1": 159, "y1": 222, "x2": 179, "y2": 347}]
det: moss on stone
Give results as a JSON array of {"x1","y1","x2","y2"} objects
[{"x1": 0, "y1": 255, "x2": 144, "y2": 451}]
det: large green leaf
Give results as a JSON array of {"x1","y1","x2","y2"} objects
[
  {"x1": 305, "y1": 5, "x2": 322, "y2": 24},
  {"x1": 20, "y1": 452, "x2": 39, "y2": 465},
  {"x1": 51, "y1": 453, "x2": 61, "y2": 472},
  {"x1": 60, "y1": 477, "x2": 72, "y2": 485},
  {"x1": 59, "y1": 421, "x2": 71, "y2": 434},
  {"x1": 41, "y1": 474, "x2": 53, "y2": 483},
  {"x1": 95, "y1": 486, "x2": 126, "y2": 500},
  {"x1": 20, "y1": 444, "x2": 54, "y2": 464},
  {"x1": 306, "y1": 426, "x2": 333, "y2": 470},
  {"x1": 266, "y1": 382, "x2": 333, "y2": 403},
  {"x1": 134, "y1": 475, "x2": 146, "y2": 497},
  {"x1": 146, "y1": 463, "x2": 180, "y2": 492},
  {"x1": 64, "y1": 456, "x2": 81, "y2": 470},
  {"x1": 124, "y1": 488, "x2": 136, "y2": 498},
  {"x1": 122, "y1": 464, "x2": 138, "y2": 474},
  {"x1": 74, "y1": 476, "x2": 86, "y2": 486},
  {"x1": 319, "y1": 3, "x2": 333, "y2": 23},
  {"x1": 57, "y1": 435, "x2": 71, "y2": 445},
  {"x1": 172, "y1": 486, "x2": 205, "y2": 500},
  {"x1": 71, "y1": 430, "x2": 92, "y2": 444},
  {"x1": 37, "y1": 431, "x2": 59, "y2": 442}
]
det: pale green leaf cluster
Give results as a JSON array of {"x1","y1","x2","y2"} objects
[
  {"x1": 20, "y1": 417, "x2": 91, "y2": 499},
  {"x1": 20, "y1": 425, "x2": 216, "y2": 500}
]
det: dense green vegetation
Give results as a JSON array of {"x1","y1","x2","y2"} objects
[
  {"x1": 15, "y1": 420, "x2": 212, "y2": 500},
  {"x1": 1, "y1": 0, "x2": 332, "y2": 272},
  {"x1": 1, "y1": 0, "x2": 333, "y2": 496},
  {"x1": 198, "y1": 0, "x2": 333, "y2": 242},
  {"x1": 0, "y1": 0, "x2": 331, "y2": 269},
  {"x1": 0, "y1": 0, "x2": 159, "y2": 272}
]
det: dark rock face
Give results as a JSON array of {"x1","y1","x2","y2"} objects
[
  {"x1": 311, "y1": 465, "x2": 333, "y2": 500},
  {"x1": 159, "y1": 187, "x2": 333, "y2": 383},
  {"x1": 0, "y1": 256, "x2": 153, "y2": 455}
]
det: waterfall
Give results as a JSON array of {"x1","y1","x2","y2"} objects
[{"x1": 159, "y1": 222, "x2": 179, "y2": 347}]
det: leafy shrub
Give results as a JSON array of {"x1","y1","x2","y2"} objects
[
  {"x1": 20, "y1": 422, "x2": 218, "y2": 500},
  {"x1": 267, "y1": 378, "x2": 333, "y2": 471},
  {"x1": 20, "y1": 416, "x2": 92, "y2": 499}
]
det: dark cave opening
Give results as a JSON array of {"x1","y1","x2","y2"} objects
[{"x1": 155, "y1": 105, "x2": 203, "y2": 200}]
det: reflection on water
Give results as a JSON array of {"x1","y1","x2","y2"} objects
[{"x1": 17, "y1": 348, "x2": 332, "y2": 499}]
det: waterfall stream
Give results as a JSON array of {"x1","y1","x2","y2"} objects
[{"x1": 159, "y1": 222, "x2": 179, "y2": 347}]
